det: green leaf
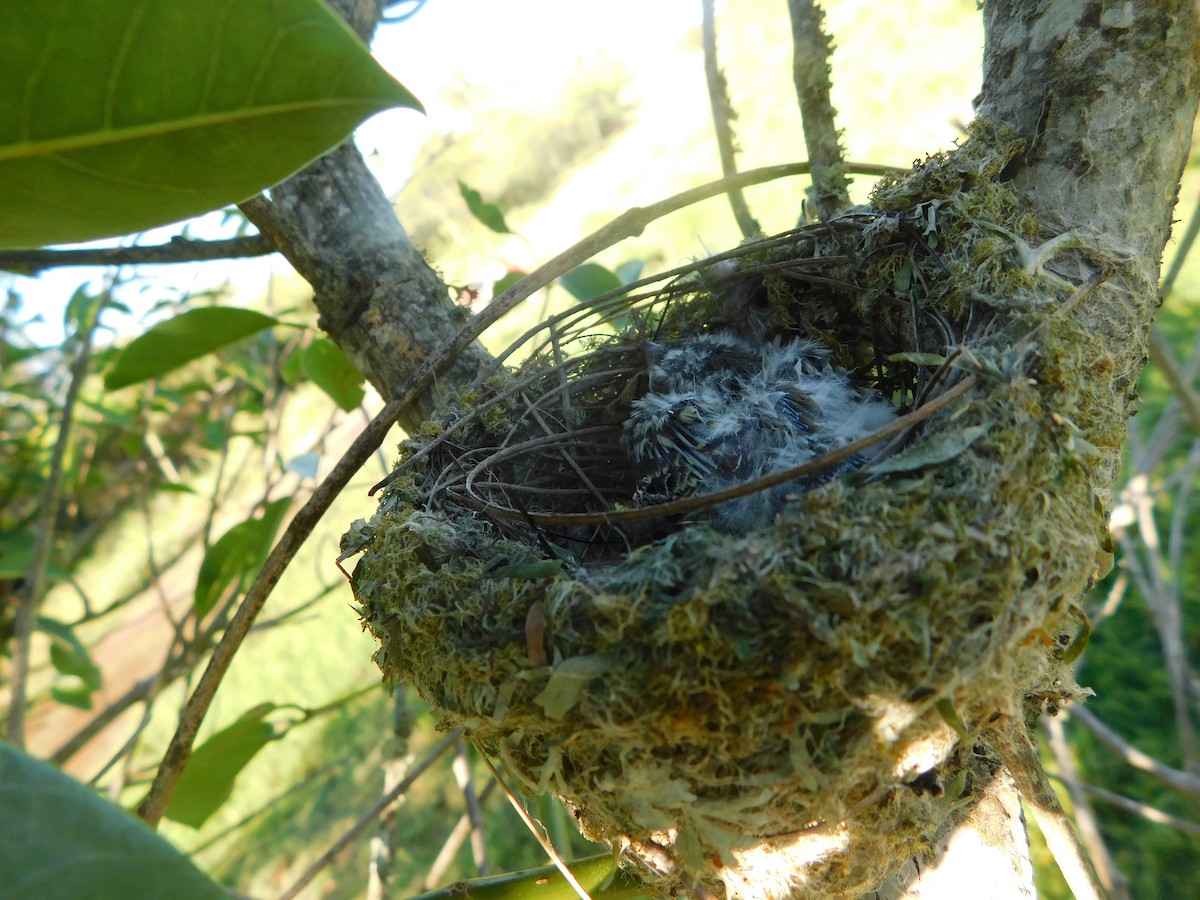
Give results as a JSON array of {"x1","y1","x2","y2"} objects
[
  {"x1": 302, "y1": 338, "x2": 365, "y2": 411},
  {"x1": 104, "y1": 307, "x2": 277, "y2": 390},
  {"x1": 49, "y1": 643, "x2": 102, "y2": 689},
  {"x1": 560, "y1": 263, "x2": 622, "y2": 301},
  {"x1": 866, "y1": 424, "x2": 991, "y2": 477},
  {"x1": 51, "y1": 682, "x2": 96, "y2": 711},
  {"x1": 161, "y1": 704, "x2": 281, "y2": 829},
  {"x1": 0, "y1": 0, "x2": 423, "y2": 249},
  {"x1": 493, "y1": 270, "x2": 527, "y2": 295},
  {"x1": 0, "y1": 533, "x2": 67, "y2": 581},
  {"x1": 458, "y1": 180, "x2": 512, "y2": 234},
  {"x1": 935, "y1": 698, "x2": 969, "y2": 740},
  {"x1": 193, "y1": 497, "x2": 291, "y2": 618},
  {"x1": 533, "y1": 654, "x2": 613, "y2": 720},
  {"x1": 0, "y1": 743, "x2": 227, "y2": 899}
]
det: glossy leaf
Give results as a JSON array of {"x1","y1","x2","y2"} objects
[
  {"x1": 162, "y1": 704, "x2": 281, "y2": 829},
  {"x1": 302, "y1": 337, "x2": 365, "y2": 411},
  {"x1": 0, "y1": 743, "x2": 227, "y2": 899},
  {"x1": 0, "y1": 0, "x2": 423, "y2": 248},
  {"x1": 104, "y1": 307, "x2": 277, "y2": 390},
  {"x1": 193, "y1": 496, "x2": 292, "y2": 618}
]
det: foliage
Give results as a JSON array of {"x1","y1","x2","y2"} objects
[
  {"x1": 0, "y1": 742, "x2": 226, "y2": 899},
  {"x1": 0, "y1": 0, "x2": 420, "y2": 249}
]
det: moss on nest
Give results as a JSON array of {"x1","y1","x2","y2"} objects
[{"x1": 346, "y1": 119, "x2": 1115, "y2": 898}]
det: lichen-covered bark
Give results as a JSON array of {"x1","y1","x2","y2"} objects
[
  {"x1": 976, "y1": 0, "x2": 1200, "y2": 493},
  {"x1": 239, "y1": 1, "x2": 489, "y2": 433}
]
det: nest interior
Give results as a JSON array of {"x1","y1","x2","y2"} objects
[{"x1": 344, "y1": 119, "x2": 1117, "y2": 899}]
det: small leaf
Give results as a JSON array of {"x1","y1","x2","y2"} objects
[
  {"x1": 302, "y1": 338, "x2": 365, "y2": 411},
  {"x1": 458, "y1": 180, "x2": 512, "y2": 234},
  {"x1": 49, "y1": 644, "x2": 101, "y2": 689},
  {"x1": 105, "y1": 307, "x2": 277, "y2": 390},
  {"x1": 0, "y1": 0, "x2": 423, "y2": 248},
  {"x1": 533, "y1": 654, "x2": 613, "y2": 720},
  {"x1": 935, "y1": 698, "x2": 969, "y2": 740},
  {"x1": 887, "y1": 351, "x2": 948, "y2": 367},
  {"x1": 286, "y1": 452, "x2": 321, "y2": 479},
  {"x1": 193, "y1": 497, "x2": 292, "y2": 618},
  {"x1": 0, "y1": 743, "x2": 227, "y2": 899},
  {"x1": 161, "y1": 704, "x2": 281, "y2": 829},
  {"x1": 493, "y1": 270, "x2": 527, "y2": 295},
  {"x1": 867, "y1": 425, "x2": 990, "y2": 477},
  {"x1": 560, "y1": 263, "x2": 622, "y2": 302},
  {"x1": 51, "y1": 681, "x2": 96, "y2": 710}
]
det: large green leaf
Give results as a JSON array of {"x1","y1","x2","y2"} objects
[
  {"x1": 0, "y1": 742, "x2": 227, "y2": 899},
  {"x1": 0, "y1": 0, "x2": 423, "y2": 249},
  {"x1": 161, "y1": 704, "x2": 281, "y2": 829},
  {"x1": 104, "y1": 307, "x2": 277, "y2": 390}
]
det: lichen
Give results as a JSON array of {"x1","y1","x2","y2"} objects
[{"x1": 347, "y1": 119, "x2": 1115, "y2": 898}]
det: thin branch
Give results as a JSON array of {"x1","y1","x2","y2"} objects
[
  {"x1": 1068, "y1": 704, "x2": 1200, "y2": 800},
  {"x1": 477, "y1": 750, "x2": 593, "y2": 900},
  {"x1": 1148, "y1": 329, "x2": 1200, "y2": 438},
  {"x1": 422, "y1": 780, "x2": 499, "y2": 890},
  {"x1": 1044, "y1": 715, "x2": 1131, "y2": 900},
  {"x1": 454, "y1": 741, "x2": 490, "y2": 875},
  {"x1": 134, "y1": 160, "x2": 896, "y2": 829},
  {"x1": 0, "y1": 235, "x2": 272, "y2": 274},
  {"x1": 367, "y1": 689, "x2": 415, "y2": 900},
  {"x1": 276, "y1": 728, "x2": 461, "y2": 900},
  {"x1": 700, "y1": 0, "x2": 760, "y2": 238},
  {"x1": 1051, "y1": 776, "x2": 1200, "y2": 837},
  {"x1": 994, "y1": 721, "x2": 1106, "y2": 900},
  {"x1": 787, "y1": 0, "x2": 851, "y2": 218},
  {"x1": 7, "y1": 296, "x2": 101, "y2": 747}
]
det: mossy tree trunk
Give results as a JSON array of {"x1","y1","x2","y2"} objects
[
  {"x1": 976, "y1": 1, "x2": 1198, "y2": 496},
  {"x1": 893, "y1": 3, "x2": 1199, "y2": 896}
]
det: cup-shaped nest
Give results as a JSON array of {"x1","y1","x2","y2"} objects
[{"x1": 345, "y1": 122, "x2": 1111, "y2": 898}]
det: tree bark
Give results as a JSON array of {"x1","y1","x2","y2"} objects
[
  {"x1": 238, "y1": 0, "x2": 488, "y2": 433},
  {"x1": 976, "y1": 0, "x2": 1200, "y2": 494}
]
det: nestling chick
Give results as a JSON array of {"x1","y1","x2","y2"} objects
[{"x1": 622, "y1": 333, "x2": 894, "y2": 530}]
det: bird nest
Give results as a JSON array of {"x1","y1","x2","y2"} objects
[{"x1": 344, "y1": 120, "x2": 1110, "y2": 898}]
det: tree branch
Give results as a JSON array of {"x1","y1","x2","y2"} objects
[
  {"x1": 787, "y1": 0, "x2": 851, "y2": 219},
  {"x1": 7, "y1": 298, "x2": 101, "y2": 747},
  {"x1": 700, "y1": 0, "x2": 760, "y2": 238},
  {"x1": 0, "y1": 235, "x2": 272, "y2": 275},
  {"x1": 1069, "y1": 704, "x2": 1200, "y2": 800}
]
